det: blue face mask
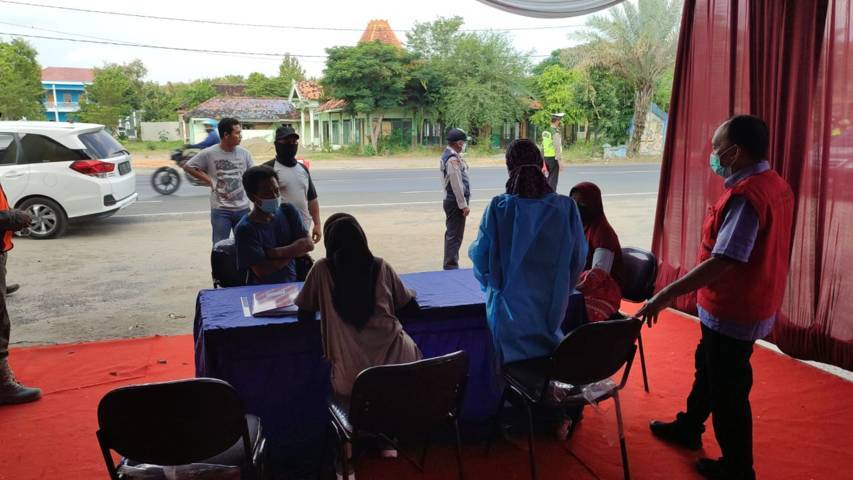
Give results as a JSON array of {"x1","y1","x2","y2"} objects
[
  {"x1": 709, "y1": 145, "x2": 735, "y2": 177},
  {"x1": 258, "y1": 197, "x2": 279, "y2": 215}
]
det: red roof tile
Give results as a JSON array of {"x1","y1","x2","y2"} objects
[
  {"x1": 317, "y1": 99, "x2": 348, "y2": 112},
  {"x1": 295, "y1": 80, "x2": 323, "y2": 101},
  {"x1": 41, "y1": 67, "x2": 94, "y2": 83},
  {"x1": 359, "y1": 20, "x2": 402, "y2": 47}
]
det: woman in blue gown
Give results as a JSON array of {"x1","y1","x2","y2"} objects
[{"x1": 469, "y1": 139, "x2": 587, "y2": 366}]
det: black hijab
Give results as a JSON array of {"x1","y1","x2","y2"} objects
[
  {"x1": 323, "y1": 213, "x2": 379, "y2": 330},
  {"x1": 505, "y1": 139, "x2": 553, "y2": 198}
]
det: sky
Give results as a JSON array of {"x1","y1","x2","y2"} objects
[{"x1": 0, "y1": 0, "x2": 609, "y2": 84}]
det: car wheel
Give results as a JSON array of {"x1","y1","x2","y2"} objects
[{"x1": 19, "y1": 197, "x2": 68, "y2": 239}]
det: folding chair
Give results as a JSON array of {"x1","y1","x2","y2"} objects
[
  {"x1": 96, "y1": 378, "x2": 267, "y2": 480},
  {"x1": 613, "y1": 246, "x2": 658, "y2": 392},
  {"x1": 329, "y1": 351, "x2": 469, "y2": 480},
  {"x1": 498, "y1": 318, "x2": 643, "y2": 480}
]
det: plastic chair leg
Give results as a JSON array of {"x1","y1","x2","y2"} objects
[
  {"x1": 523, "y1": 399, "x2": 538, "y2": 480},
  {"x1": 613, "y1": 390, "x2": 631, "y2": 480},
  {"x1": 485, "y1": 387, "x2": 508, "y2": 455},
  {"x1": 453, "y1": 418, "x2": 465, "y2": 480},
  {"x1": 638, "y1": 331, "x2": 649, "y2": 392}
]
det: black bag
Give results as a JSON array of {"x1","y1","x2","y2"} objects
[{"x1": 211, "y1": 239, "x2": 245, "y2": 288}]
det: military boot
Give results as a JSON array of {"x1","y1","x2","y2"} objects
[{"x1": 0, "y1": 359, "x2": 42, "y2": 405}]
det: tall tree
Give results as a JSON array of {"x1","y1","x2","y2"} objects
[
  {"x1": 530, "y1": 64, "x2": 585, "y2": 128},
  {"x1": 323, "y1": 41, "x2": 411, "y2": 153},
  {"x1": 79, "y1": 60, "x2": 147, "y2": 130},
  {"x1": 0, "y1": 38, "x2": 44, "y2": 120},
  {"x1": 574, "y1": 65, "x2": 635, "y2": 143},
  {"x1": 406, "y1": 16, "x2": 464, "y2": 60},
  {"x1": 579, "y1": 0, "x2": 681, "y2": 155},
  {"x1": 439, "y1": 32, "x2": 530, "y2": 141},
  {"x1": 278, "y1": 54, "x2": 306, "y2": 84}
]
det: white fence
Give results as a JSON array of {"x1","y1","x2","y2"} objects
[{"x1": 140, "y1": 122, "x2": 181, "y2": 142}]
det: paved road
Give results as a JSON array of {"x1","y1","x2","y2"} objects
[{"x1": 118, "y1": 163, "x2": 661, "y2": 220}]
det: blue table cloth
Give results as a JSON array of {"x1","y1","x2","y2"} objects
[{"x1": 193, "y1": 268, "x2": 584, "y2": 466}]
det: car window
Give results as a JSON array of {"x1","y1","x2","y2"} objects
[
  {"x1": 79, "y1": 130, "x2": 127, "y2": 159},
  {"x1": 18, "y1": 133, "x2": 89, "y2": 164},
  {"x1": 0, "y1": 133, "x2": 17, "y2": 165}
]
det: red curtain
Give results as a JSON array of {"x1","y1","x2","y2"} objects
[{"x1": 654, "y1": 0, "x2": 853, "y2": 369}]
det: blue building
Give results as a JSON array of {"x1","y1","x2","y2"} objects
[{"x1": 41, "y1": 67, "x2": 94, "y2": 122}]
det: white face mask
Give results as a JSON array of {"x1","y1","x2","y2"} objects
[{"x1": 461, "y1": 143, "x2": 468, "y2": 153}]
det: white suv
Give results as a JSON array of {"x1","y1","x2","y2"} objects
[{"x1": 0, "y1": 121, "x2": 137, "y2": 239}]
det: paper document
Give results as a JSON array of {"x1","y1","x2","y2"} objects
[{"x1": 250, "y1": 284, "x2": 300, "y2": 317}]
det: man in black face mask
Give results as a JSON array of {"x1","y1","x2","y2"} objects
[{"x1": 264, "y1": 126, "x2": 321, "y2": 279}]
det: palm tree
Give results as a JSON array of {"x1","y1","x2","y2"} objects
[{"x1": 579, "y1": 0, "x2": 682, "y2": 156}]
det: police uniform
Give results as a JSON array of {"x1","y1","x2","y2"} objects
[
  {"x1": 440, "y1": 129, "x2": 470, "y2": 270},
  {"x1": 542, "y1": 113, "x2": 564, "y2": 191}
]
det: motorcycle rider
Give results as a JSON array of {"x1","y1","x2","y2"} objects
[{"x1": 186, "y1": 120, "x2": 220, "y2": 150}]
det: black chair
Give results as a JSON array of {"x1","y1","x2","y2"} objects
[
  {"x1": 613, "y1": 246, "x2": 658, "y2": 393},
  {"x1": 329, "y1": 351, "x2": 469, "y2": 480},
  {"x1": 499, "y1": 317, "x2": 643, "y2": 480},
  {"x1": 96, "y1": 378, "x2": 267, "y2": 480}
]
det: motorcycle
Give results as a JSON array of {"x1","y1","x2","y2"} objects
[{"x1": 150, "y1": 148, "x2": 207, "y2": 195}]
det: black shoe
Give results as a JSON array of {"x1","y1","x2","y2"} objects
[
  {"x1": 5, "y1": 283, "x2": 19, "y2": 295},
  {"x1": 649, "y1": 418, "x2": 702, "y2": 450},
  {"x1": 696, "y1": 458, "x2": 724, "y2": 479},
  {"x1": 696, "y1": 458, "x2": 756, "y2": 480}
]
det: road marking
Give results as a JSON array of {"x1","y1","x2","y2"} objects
[
  {"x1": 400, "y1": 187, "x2": 502, "y2": 194},
  {"x1": 135, "y1": 200, "x2": 162, "y2": 204},
  {"x1": 116, "y1": 191, "x2": 657, "y2": 218}
]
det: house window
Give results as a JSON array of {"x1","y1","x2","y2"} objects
[
  {"x1": 63, "y1": 93, "x2": 72, "y2": 103},
  {"x1": 45, "y1": 90, "x2": 55, "y2": 104}
]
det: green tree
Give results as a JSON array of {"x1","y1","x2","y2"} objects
[
  {"x1": 141, "y1": 82, "x2": 177, "y2": 121},
  {"x1": 530, "y1": 64, "x2": 584, "y2": 128},
  {"x1": 79, "y1": 61, "x2": 147, "y2": 130},
  {"x1": 245, "y1": 72, "x2": 291, "y2": 97},
  {"x1": 439, "y1": 32, "x2": 530, "y2": 141},
  {"x1": 574, "y1": 66, "x2": 635, "y2": 143},
  {"x1": 323, "y1": 41, "x2": 411, "y2": 153},
  {"x1": 406, "y1": 16, "x2": 464, "y2": 60},
  {"x1": 278, "y1": 54, "x2": 306, "y2": 84},
  {"x1": 0, "y1": 38, "x2": 44, "y2": 120},
  {"x1": 175, "y1": 79, "x2": 217, "y2": 110},
  {"x1": 579, "y1": 0, "x2": 681, "y2": 155}
]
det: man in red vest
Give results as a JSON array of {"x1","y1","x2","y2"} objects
[
  {"x1": 0, "y1": 184, "x2": 41, "y2": 405},
  {"x1": 638, "y1": 115, "x2": 794, "y2": 480}
]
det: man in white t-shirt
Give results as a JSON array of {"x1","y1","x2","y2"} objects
[
  {"x1": 263, "y1": 126, "x2": 321, "y2": 243},
  {"x1": 184, "y1": 117, "x2": 255, "y2": 244}
]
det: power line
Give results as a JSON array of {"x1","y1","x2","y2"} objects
[
  {"x1": 0, "y1": 0, "x2": 586, "y2": 33},
  {"x1": 0, "y1": 30, "x2": 552, "y2": 60},
  {"x1": 0, "y1": 21, "x2": 328, "y2": 63},
  {"x1": 0, "y1": 31, "x2": 329, "y2": 59}
]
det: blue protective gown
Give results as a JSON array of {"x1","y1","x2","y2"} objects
[{"x1": 469, "y1": 193, "x2": 588, "y2": 365}]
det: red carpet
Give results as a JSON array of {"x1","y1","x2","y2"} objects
[{"x1": 1, "y1": 309, "x2": 852, "y2": 479}]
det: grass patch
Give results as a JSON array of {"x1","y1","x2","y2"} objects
[{"x1": 123, "y1": 140, "x2": 184, "y2": 154}]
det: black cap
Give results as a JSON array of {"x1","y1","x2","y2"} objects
[
  {"x1": 275, "y1": 125, "x2": 299, "y2": 142},
  {"x1": 446, "y1": 128, "x2": 467, "y2": 143}
]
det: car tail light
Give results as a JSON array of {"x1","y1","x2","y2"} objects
[{"x1": 70, "y1": 160, "x2": 115, "y2": 178}]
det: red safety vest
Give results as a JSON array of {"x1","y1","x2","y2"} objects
[
  {"x1": 697, "y1": 169, "x2": 794, "y2": 323},
  {"x1": 0, "y1": 185, "x2": 13, "y2": 252}
]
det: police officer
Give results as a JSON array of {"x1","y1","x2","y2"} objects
[
  {"x1": 542, "y1": 113, "x2": 564, "y2": 191},
  {"x1": 440, "y1": 128, "x2": 470, "y2": 270}
]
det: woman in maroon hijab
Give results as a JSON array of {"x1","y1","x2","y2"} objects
[{"x1": 569, "y1": 182, "x2": 624, "y2": 321}]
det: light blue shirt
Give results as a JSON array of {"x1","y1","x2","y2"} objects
[
  {"x1": 699, "y1": 161, "x2": 775, "y2": 341},
  {"x1": 469, "y1": 193, "x2": 588, "y2": 364}
]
